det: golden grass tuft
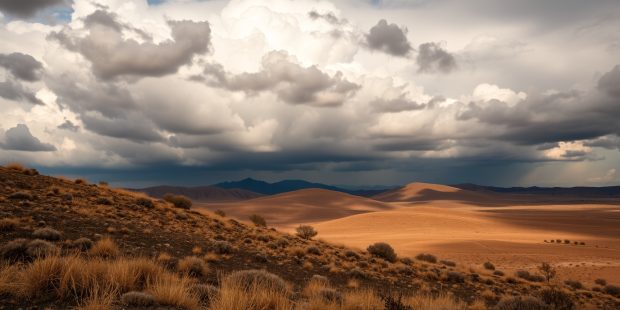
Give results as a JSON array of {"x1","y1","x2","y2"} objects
[
  {"x1": 147, "y1": 273, "x2": 200, "y2": 309},
  {"x1": 89, "y1": 238, "x2": 120, "y2": 259},
  {"x1": 0, "y1": 218, "x2": 19, "y2": 232}
]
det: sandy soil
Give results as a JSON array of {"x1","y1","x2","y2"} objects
[{"x1": 196, "y1": 183, "x2": 620, "y2": 284}]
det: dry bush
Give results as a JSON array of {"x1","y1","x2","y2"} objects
[
  {"x1": 539, "y1": 288, "x2": 575, "y2": 309},
  {"x1": 25, "y1": 239, "x2": 59, "y2": 258},
  {"x1": 404, "y1": 293, "x2": 468, "y2": 310},
  {"x1": 148, "y1": 273, "x2": 200, "y2": 309},
  {"x1": 515, "y1": 270, "x2": 545, "y2": 282},
  {"x1": 177, "y1": 256, "x2": 208, "y2": 278},
  {"x1": 210, "y1": 270, "x2": 290, "y2": 310},
  {"x1": 367, "y1": 242, "x2": 397, "y2": 263},
  {"x1": 32, "y1": 227, "x2": 62, "y2": 241},
  {"x1": 89, "y1": 238, "x2": 120, "y2": 259},
  {"x1": 0, "y1": 238, "x2": 29, "y2": 261},
  {"x1": 495, "y1": 296, "x2": 548, "y2": 310},
  {"x1": 212, "y1": 240, "x2": 233, "y2": 254},
  {"x1": 306, "y1": 246, "x2": 321, "y2": 255},
  {"x1": 296, "y1": 225, "x2": 318, "y2": 240},
  {"x1": 73, "y1": 238, "x2": 94, "y2": 251},
  {"x1": 249, "y1": 214, "x2": 267, "y2": 227},
  {"x1": 214, "y1": 209, "x2": 226, "y2": 217},
  {"x1": 564, "y1": 279, "x2": 583, "y2": 290},
  {"x1": 415, "y1": 253, "x2": 437, "y2": 264},
  {"x1": 483, "y1": 261, "x2": 495, "y2": 270},
  {"x1": 8, "y1": 191, "x2": 32, "y2": 200},
  {"x1": 136, "y1": 197, "x2": 155, "y2": 209},
  {"x1": 603, "y1": 284, "x2": 620, "y2": 297},
  {"x1": 440, "y1": 260, "x2": 456, "y2": 267},
  {"x1": 75, "y1": 178, "x2": 88, "y2": 185},
  {"x1": 0, "y1": 218, "x2": 19, "y2": 232},
  {"x1": 594, "y1": 278, "x2": 607, "y2": 286},
  {"x1": 163, "y1": 194, "x2": 192, "y2": 209}
]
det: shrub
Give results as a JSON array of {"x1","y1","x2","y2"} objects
[
  {"x1": 95, "y1": 197, "x2": 112, "y2": 205},
  {"x1": 32, "y1": 227, "x2": 62, "y2": 241},
  {"x1": 72, "y1": 237, "x2": 94, "y2": 251},
  {"x1": 564, "y1": 280, "x2": 583, "y2": 290},
  {"x1": 538, "y1": 262, "x2": 556, "y2": 283},
  {"x1": 563, "y1": 239, "x2": 570, "y2": 244},
  {"x1": 214, "y1": 209, "x2": 226, "y2": 217},
  {"x1": 0, "y1": 218, "x2": 18, "y2": 232},
  {"x1": 163, "y1": 194, "x2": 192, "y2": 209},
  {"x1": 595, "y1": 278, "x2": 607, "y2": 286},
  {"x1": 212, "y1": 241, "x2": 233, "y2": 254},
  {"x1": 493, "y1": 270, "x2": 505, "y2": 277},
  {"x1": 249, "y1": 214, "x2": 267, "y2": 227},
  {"x1": 494, "y1": 296, "x2": 548, "y2": 310},
  {"x1": 121, "y1": 291, "x2": 156, "y2": 307},
  {"x1": 75, "y1": 178, "x2": 87, "y2": 185},
  {"x1": 224, "y1": 269, "x2": 288, "y2": 294},
  {"x1": 446, "y1": 271, "x2": 465, "y2": 283},
  {"x1": 212, "y1": 270, "x2": 290, "y2": 309},
  {"x1": 604, "y1": 284, "x2": 620, "y2": 297},
  {"x1": 89, "y1": 237, "x2": 120, "y2": 259},
  {"x1": 515, "y1": 270, "x2": 545, "y2": 282},
  {"x1": 345, "y1": 250, "x2": 360, "y2": 259},
  {"x1": 136, "y1": 198, "x2": 155, "y2": 209},
  {"x1": 8, "y1": 191, "x2": 32, "y2": 200},
  {"x1": 0, "y1": 238, "x2": 29, "y2": 261},
  {"x1": 415, "y1": 253, "x2": 437, "y2": 264},
  {"x1": 367, "y1": 243, "x2": 397, "y2": 262},
  {"x1": 483, "y1": 261, "x2": 495, "y2": 270},
  {"x1": 556, "y1": 239, "x2": 562, "y2": 243},
  {"x1": 25, "y1": 240, "x2": 59, "y2": 258},
  {"x1": 539, "y1": 288, "x2": 575, "y2": 309},
  {"x1": 306, "y1": 246, "x2": 321, "y2": 255},
  {"x1": 192, "y1": 283, "x2": 219, "y2": 303},
  {"x1": 296, "y1": 225, "x2": 318, "y2": 240},
  {"x1": 440, "y1": 260, "x2": 456, "y2": 267},
  {"x1": 177, "y1": 256, "x2": 208, "y2": 278}
]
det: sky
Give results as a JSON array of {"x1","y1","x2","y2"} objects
[{"x1": 0, "y1": 0, "x2": 619, "y2": 187}]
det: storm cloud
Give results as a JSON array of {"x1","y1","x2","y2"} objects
[
  {"x1": 0, "y1": 0, "x2": 65, "y2": 18},
  {"x1": 365, "y1": 19, "x2": 412, "y2": 56},
  {"x1": 0, "y1": 53, "x2": 43, "y2": 81},
  {"x1": 1, "y1": 124, "x2": 56, "y2": 152},
  {"x1": 416, "y1": 42, "x2": 457, "y2": 73},
  {"x1": 0, "y1": 79, "x2": 42, "y2": 105}
]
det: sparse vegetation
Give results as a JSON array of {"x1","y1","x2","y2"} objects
[
  {"x1": 595, "y1": 278, "x2": 607, "y2": 286},
  {"x1": 538, "y1": 262, "x2": 556, "y2": 283},
  {"x1": 483, "y1": 261, "x2": 495, "y2": 270},
  {"x1": 214, "y1": 209, "x2": 226, "y2": 217},
  {"x1": 32, "y1": 227, "x2": 62, "y2": 241},
  {"x1": 415, "y1": 253, "x2": 437, "y2": 264},
  {"x1": 367, "y1": 242, "x2": 397, "y2": 262},
  {"x1": 163, "y1": 193, "x2": 192, "y2": 209},
  {"x1": 0, "y1": 218, "x2": 18, "y2": 232},
  {"x1": 177, "y1": 256, "x2": 208, "y2": 277},
  {"x1": 295, "y1": 225, "x2": 318, "y2": 240},
  {"x1": 564, "y1": 279, "x2": 583, "y2": 289}
]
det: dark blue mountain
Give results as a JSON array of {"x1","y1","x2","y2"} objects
[
  {"x1": 214, "y1": 178, "x2": 389, "y2": 196},
  {"x1": 453, "y1": 183, "x2": 620, "y2": 197}
]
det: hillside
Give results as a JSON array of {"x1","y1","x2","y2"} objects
[
  {"x1": 195, "y1": 188, "x2": 392, "y2": 228},
  {"x1": 0, "y1": 165, "x2": 618, "y2": 309},
  {"x1": 372, "y1": 182, "x2": 494, "y2": 204},
  {"x1": 214, "y1": 178, "x2": 388, "y2": 197},
  {"x1": 134, "y1": 185, "x2": 263, "y2": 202}
]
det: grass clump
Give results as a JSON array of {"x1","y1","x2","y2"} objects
[
  {"x1": 495, "y1": 296, "x2": 548, "y2": 310},
  {"x1": 0, "y1": 218, "x2": 18, "y2": 232},
  {"x1": 120, "y1": 291, "x2": 156, "y2": 306},
  {"x1": 163, "y1": 194, "x2": 192, "y2": 209},
  {"x1": 483, "y1": 261, "x2": 495, "y2": 270},
  {"x1": 249, "y1": 214, "x2": 267, "y2": 227},
  {"x1": 89, "y1": 238, "x2": 120, "y2": 259},
  {"x1": 32, "y1": 227, "x2": 62, "y2": 241},
  {"x1": 367, "y1": 242, "x2": 397, "y2": 262},
  {"x1": 177, "y1": 256, "x2": 208, "y2": 278},
  {"x1": 415, "y1": 253, "x2": 437, "y2": 264}
]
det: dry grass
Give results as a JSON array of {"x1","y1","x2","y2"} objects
[
  {"x1": 0, "y1": 218, "x2": 19, "y2": 232},
  {"x1": 147, "y1": 273, "x2": 200, "y2": 309},
  {"x1": 89, "y1": 238, "x2": 120, "y2": 259},
  {"x1": 404, "y1": 293, "x2": 468, "y2": 310},
  {"x1": 210, "y1": 270, "x2": 291, "y2": 310}
]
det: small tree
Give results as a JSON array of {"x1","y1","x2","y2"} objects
[
  {"x1": 296, "y1": 225, "x2": 318, "y2": 240},
  {"x1": 249, "y1": 214, "x2": 266, "y2": 227},
  {"x1": 538, "y1": 262, "x2": 556, "y2": 284}
]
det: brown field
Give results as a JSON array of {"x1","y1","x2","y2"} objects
[{"x1": 197, "y1": 183, "x2": 620, "y2": 285}]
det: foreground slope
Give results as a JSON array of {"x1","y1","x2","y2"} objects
[
  {"x1": 195, "y1": 188, "x2": 392, "y2": 227},
  {"x1": 135, "y1": 185, "x2": 263, "y2": 202},
  {"x1": 0, "y1": 165, "x2": 618, "y2": 309}
]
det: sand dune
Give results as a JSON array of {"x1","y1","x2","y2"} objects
[
  {"x1": 195, "y1": 188, "x2": 392, "y2": 227},
  {"x1": 312, "y1": 203, "x2": 620, "y2": 283},
  {"x1": 372, "y1": 182, "x2": 495, "y2": 203}
]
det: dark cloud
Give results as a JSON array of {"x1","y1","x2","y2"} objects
[
  {"x1": 202, "y1": 51, "x2": 360, "y2": 107},
  {"x1": 0, "y1": 79, "x2": 43, "y2": 105},
  {"x1": 598, "y1": 65, "x2": 620, "y2": 97},
  {"x1": 308, "y1": 10, "x2": 346, "y2": 25},
  {"x1": 457, "y1": 65, "x2": 620, "y2": 146},
  {"x1": 365, "y1": 19, "x2": 412, "y2": 56},
  {"x1": 80, "y1": 112, "x2": 164, "y2": 143},
  {"x1": 50, "y1": 12, "x2": 211, "y2": 80},
  {"x1": 371, "y1": 96, "x2": 425, "y2": 112},
  {"x1": 0, "y1": 53, "x2": 44, "y2": 81},
  {"x1": 373, "y1": 138, "x2": 452, "y2": 151},
  {"x1": 0, "y1": 0, "x2": 64, "y2": 18},
  {"x1": 584, "y1": 135, "x2": 620, "y2": 150},
  {"x1": 1, "y1": 124, "x2": 56, "y2": 151},
  {"x1": 416, "y1": 42, "x2": 457, "y2": 73},
  {"x1": 57, "y1": 120, "x2": 79, "y2": 132}
]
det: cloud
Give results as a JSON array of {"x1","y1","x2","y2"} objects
[
  {"x1": 0, "y1": 79, "x2": 43, "y2": 105},
  {"x1": 50, "y1": 11, "x2": 211, "y2": 80},
  {"x1": 587, "y1": 168, "x2": 617, "y2": 183},
  {"x1": 57, "y1": 120, "x2": 79, "y2": 132},
  {"x1": 0, "y1": 52, "x2": 43, "y2": 81},
  {"x1": 1, "y1": 124, "x2": 56, "y2": 151},
  {"x1": 308, "y1": 10, "x2": 346, "y2": 25},
  {"x1": 0, "y1": 0, "x2": 64, "y2": 18},
  {"x1": 201, "y1": 51, "x2": 360, "y2": 107},
  {"x1": 416, "y1": 42, "x2": 457, "y2": 73},
  {"x1": 598, "y1": 64, "x2": 620, "y2": 97},
  {"x1": 365, "y1": 19, "x2": 412, "y2": 56}
]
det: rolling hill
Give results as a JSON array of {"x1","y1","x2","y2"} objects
[{"x1": 133, "y1": 185, "x2": 263, "y2": 202}]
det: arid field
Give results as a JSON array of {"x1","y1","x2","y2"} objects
[{"x1": 196, "y1": 183, "x2": 620, "y2": 286}]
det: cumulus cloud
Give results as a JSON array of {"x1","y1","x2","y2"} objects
[
  {"x1": 0, "y1": 79, "x2": 43, "y2": 105},
  {"x1": 598, "y1": 64, "x2": 620, "y2": 97},
  {"x1": 201, "y1": 51, "x2": 360, "y2": 106},
  {"x1": 57, "y1": 119, "x2": 79, "y2": 132},
  {"x1": 1, "y1": 124, "x2": 56, "y2": 151},
  {"x1": 308, "y1": 10, "x2": 346, "y2": 25},
  {"x1": 0, "y1": 52, "x2": 43, "y2": 81},
  {"x1": 0, "y1": 0, "x2": 65, "y2": 18},
  {"x1": 365, "y1": 19, "x2": 412, "y2": 56},
  {"x1": 416, "y1": 42, "x2": 457, "y2": 73},
  {"x1": 50, "y1": 11, "x2": 211, "y2": 80}
]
